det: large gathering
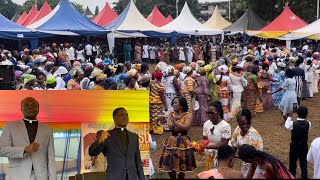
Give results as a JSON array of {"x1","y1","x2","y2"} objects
[{"x1": 0, "y1": 0, "x2": 319, "y2": 179}]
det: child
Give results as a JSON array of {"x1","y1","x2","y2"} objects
[{"x1": 285, "y1": 106, "x2": 311, "y2": 179}]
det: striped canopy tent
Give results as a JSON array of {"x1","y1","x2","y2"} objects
[
  {"x1": 203, "y1": 6, "x2": 231, "y2": 30},
  {"x1": 277, "y1": 18, "x2": 320, "y2": 40},
  {"x1": 16, "y1": 11, "x2": 28, "y2": 24},
  {"x1": 20, "y1": 4, "x2": 39, "y2": 26},
  {"x1": 167, "y1": 15, "x2": 173, "y2": 23},
  {"x1": 161, "y1": 2, "x2": 223, "y2": 35},
  {"x1": 248, "y1": 5, "x2": 308, "y2": 39},
  {"x1": 27, "y1": 0, "x2": 106, "y2": 36},
  {"x1": 92, "y1": 2, "x2": 118, "y2": 26},
  {"x1": 146, "y1": 5, "x2": 169, "y2": 27},
  {"x1": 26, "y1": 0, "x2": 52, "y2": 26}
]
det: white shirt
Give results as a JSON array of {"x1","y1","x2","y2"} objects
[
  {"x1": 68, "y1": 47, "x2": 75, "y2": 61},
  {"x1": 203, "y1": 119, "x2": 231, "y2": 155},
  {"x1": 0, "y1": 60, "x2": 13, "y2": 65},
  {"x1": 284, "y1": 117, "x2": 311, "y2": 131},
  {"x1": 85, "y1": 44, "x2": 93, "y2": 56},
  {"x1": 302, "y1": 45, "x2": 309, "y2": 51},
  {"x1": 307, "y1": 137, "x2": 320, "y2": 179},
  {"x1": 76, "y1": 50, "x2": 85, "y2": 61},
  {"x1": 94, "y1": 58, "x2": 102, "y2": 65}
]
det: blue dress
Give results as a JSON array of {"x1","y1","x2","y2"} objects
[{"x1": 272, "y1": 71, "x2": 285, "y2": 106}]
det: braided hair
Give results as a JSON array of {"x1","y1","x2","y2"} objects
[{"x1": 238, "y1": 144, "x2": 293, "y2": 179}]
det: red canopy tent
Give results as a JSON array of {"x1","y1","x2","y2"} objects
[
  {"x1": 20, "y1": 4, "x2": 39, "y2": 26},
  {"x1": 254, "y1": 5, "x2": 308, "y2": 38},
  {"x1": 167, "y1": 14, "x2": 173, "y2": 23},
  {"x1": 92, "y1": 2, "x2": 118, "y2": 26},
  {"x1": 146, "y1": 5, "x2": 168, "y2": 27},
  {"x1": 16, "y1": 11, "x2": 28, "y2": 24},
  {"x1": 27, "y1": 0, "x2": 52, "y2": 26}
]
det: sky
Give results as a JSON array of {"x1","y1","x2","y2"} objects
[{"x1": 12, "y1": 0, "x2": 226, "y2": 13}]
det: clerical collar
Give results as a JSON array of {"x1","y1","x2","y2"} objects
[
  {"x1": 23, "y1": 118, "x2": 38, "y2": 124},
  {"x1": 116, "y1": 127, "x2": 126, "y2": 132}
]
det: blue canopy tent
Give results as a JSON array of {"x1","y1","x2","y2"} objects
[
  {"x1": 27, "y1": 0, "x2": 106, "y2": 36},
  {"x1": 0, "y1": 13, "x2": 52, "y2": 49}
]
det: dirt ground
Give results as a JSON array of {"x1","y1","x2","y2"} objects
[{"x1": 150, "y1": 92, "x2": 320, "y2": 179}]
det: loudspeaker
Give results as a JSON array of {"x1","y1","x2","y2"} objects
[{"x1": 0, "y1": 65, "x2": 14, "y2": 90}]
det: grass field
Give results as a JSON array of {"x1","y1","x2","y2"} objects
[{"x1": 150, "y1": 93, "x2": 320, "y2": 179}]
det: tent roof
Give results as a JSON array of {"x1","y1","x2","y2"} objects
[
  {"x1": 203, "y1": 6, "x2": 231, "y2": 30},
  {"x1": 104, "y1": 0, "x2": 159, "y2": 32},
  {"x1": 161, "y1": 2, "x2": 222, "y2": 35},
  {"x1": 83, "y1": 6, "x2": 94, "y2": 19},
  {"x1": 0, "y1": 13, "x2": 49, "y2": 39},
  {"x1": 92, "y1": 2, "x2": 118, "y2": 26},
  {"x1": 146, "y1": 5, "x2": 168, "y2": 27},
  {"x1": 167, "y1": 15, "x2": 173, "y2": 23},
  {"x1": 278, "y1": 17, "x2": 320, "y2": 40},
  {"x1": 224, "y1": 8, "x2": 266, "y2": 32},
  {"x1": 16, "y1": 11, "x2": 28, "y2": 24},
  {"x1": 27, "y1": 0, "x2": 52, "y2": 26},
  {"x1": 28, "y1": 0, "x2": 105, "y2": 35},
  {"x1": 259, "y1": 5, "x2": 307, "y2": 32},
  {"x1": 20, "y1": 4, "x2": 39, "y2": 26},
  {"x1": 11, "y1": 13, "x2": 20, "y2": 22}
]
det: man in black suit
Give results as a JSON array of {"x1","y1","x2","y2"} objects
[{"x1": 89, "y1": 107, "x2": 145, "y2": 180}]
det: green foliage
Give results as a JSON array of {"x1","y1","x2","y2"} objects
[
  {"x1": 229, "y1": 0, "x2": 317, "y2": 23},
  {"x1": 94, "y1": 5, "x2": 99, "y2": 16},
  {"x1": 0, "y1": 0, "x2": 20, "y2": 19},
  {"x1": 18, "y1": 0, "x2": 84, "y2": 14},
  {"x1": 113, "y1": 0, "x2": 201, "y2": 20}
]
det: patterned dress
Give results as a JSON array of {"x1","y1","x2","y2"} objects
[
  {"x1": 207, "y1": 72, "x2": 218, "y2": 104},
  {"x1": 231, "y1": 126, "x2": 264, "y2": 178},
  {"x1": 159, "y1": 112, "x2": 197, "y2": 172},
  {"x1": 242, "y1": 73, "x2": 259, "y2": 116},
  {"x1": 256, "y1": 73, "x2": 264, "y2": 113},
  {"x1": 216, "y1": 75, "x2": 231, "y2": 120},
  {"x1": 272, "y1": 70, "x2": 285, "y2": 106},
  {"x1": 149, "y1": 80, "x2": 165, "y2": 131},
  {"x1": 195, "y1": 76, "x2": 209, "y2": 126},
  {"x1": 260, "y1": 71, "x2": 273, "y2": 110},
  {"x1": 183, "y1": 76, "x2": 196, "y2": 113}
]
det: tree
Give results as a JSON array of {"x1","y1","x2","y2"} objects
[
  {"x1": 113, "y1": 0, "x2": 202, "y2": 20},
  {"x1": 94, "y1": 5, "x2": 99, "y2": 16},
  {"x1": 18, "y1": 0, "x2": 84, "y2": 14},
  {"x1": 0, "y1": 0, "x2": 20, "y2": 19}
]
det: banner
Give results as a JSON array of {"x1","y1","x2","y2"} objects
[
  {"x1": 81, "y1": 122, "x2": 150, "y2": 175},
  {"x1": 0, "y1": 91, "x2": 149, "y2": 129}
]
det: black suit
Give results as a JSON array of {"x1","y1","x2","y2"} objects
[{"x1": 89, "y1": 128, "x2": 144, "y2": 180}]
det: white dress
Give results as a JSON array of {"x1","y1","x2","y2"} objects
[
  {"x1": 149, "y1": 46, "x2": 156, "y2": 60},
  {"x1": 187, "y1": 46, "x2": 194, "y2": 63},
  {"x1": 229, "y1": 74, "x2": 248, "y2": 118},
  {"x1": 279, "y1": 78, "x2": 298, "y2": 116},
  {"x1": 179, "y1": 47, "x2": 186, "y2": 61},
  {"x1": 142, "y1": 45, "x2": 149, "y2": 59},
  {"x1": 76, "y1": 50, "x2": 85, "y2": 62}
]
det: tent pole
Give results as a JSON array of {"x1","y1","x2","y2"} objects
[
  {"x1": 229, "y1": 0, "x2": 231, "y2": 20},
  {"x1": 176, "y1": 0, "x2": 179, "y2": 18},
  {"x1": 317, "y1": 0, "x2": 319, "y2": 19}
]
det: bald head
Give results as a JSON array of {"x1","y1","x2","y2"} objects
[{"x1": 21, "y1": 97, "x2": 39, "y2": 119}]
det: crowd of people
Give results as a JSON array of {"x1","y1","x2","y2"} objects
[{"x1": 0, "y1": 36, "x2": 319, "y2": 179}]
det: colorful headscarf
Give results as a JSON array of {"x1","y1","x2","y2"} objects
[
  {"x1": 218, "y1": 65, "x2": 228, "y2": 74},
  {"x1": 196, "y1": 60, "x2": 205, "y2": 67},
  {"x1": 46, "y1": 77, "x2": 57, "y2": 85},
  {"x1": 197, "y1": 67, "x2": 206, "y2": 75},
  {"x1": 15, "y1": 70, "x2": 23, "y2": 81},
  {"x1": 190, "y1": 62, "x2": 196, "y2": 69},
  {"x1": 161, "y1": 66, "x2": 174, "y2": 77},
  {"x1": 183, "y1": 66, "x2": 192, "y2": 74},
  {"x1": 152, "y1": 71, "x2": 163, "y2": 81},
  {"x1": 175, "y1": 64, "x2": 183, "y2": 71},
  {"x1": 73, "y1": 61, "x2": 81, "y2": 67},
  {"x1": 21, "y1": 74, "x2": 35, "y2": 85},
  {"x1": 128, "y1": 69, "x2": 138, "y2": 77},
  {"x1": 204, "y1": 65, "x2": 213, "y2": 72},
  {"x1": 251, "y1": 65, "x2": 260, "y2": 73},
  {"x1": 96, "y1": 73, "x2": 107, "y2": 82}
]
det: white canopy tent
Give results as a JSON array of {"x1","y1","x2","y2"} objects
[
  {"x1": 203, "y1": 6, "x2": 231, "y2": 30},
  {"x1": 161, "y1": 2, "x2": 223, "y2": 35}
]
